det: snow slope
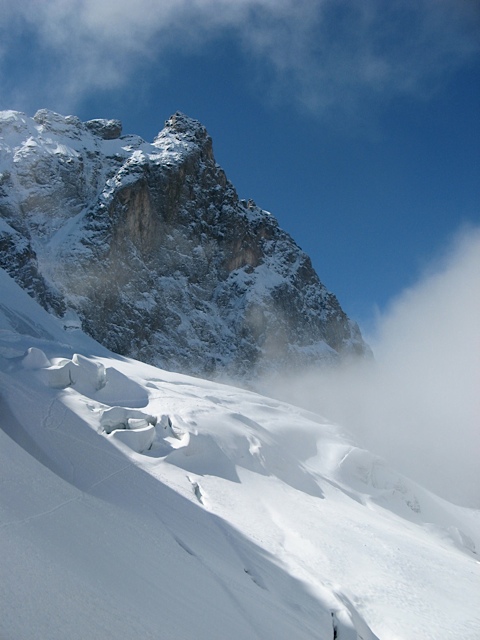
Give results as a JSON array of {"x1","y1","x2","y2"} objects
[{"x1": 1, "y1": 267, "x2": 479, "y2": 640}]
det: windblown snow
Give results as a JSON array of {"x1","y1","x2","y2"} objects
[{"x1": 1, "y1": 267, "x2": 479, "y2": 640}]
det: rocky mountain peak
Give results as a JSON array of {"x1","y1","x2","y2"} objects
[
  {"x1": 0, "y1": 109, "x2": 369, "y2": 380},
  {"x1": 163, "y1": 111, "x2": 209, "y2": 140},
  {"x1": 33, "y1": 109, "x2": 84, "y2": 136},
  {"x1": 85, "y1": 118, "x2": 122, "y2": 140},
  {"x1": 153, "y1": 111, "x2": 214, "y2": 162}
]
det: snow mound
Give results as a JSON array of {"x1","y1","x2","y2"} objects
[
  {"x1": 100, "y1": 406, "x2": 157, "y2": 434},
  {"x1": 22, "y1": 346, "x2": 51, "y2": 369},
  {"x1": 39, "y1": 354, "x2": 106, "y2": 391},
  {"x1": 109, "y1": 423, "x2": 155, "y2": 453}
]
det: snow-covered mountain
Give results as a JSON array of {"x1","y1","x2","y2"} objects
[
  {"x1": 1, "y1": 268, "x2": 479, "y2": 640},
  {"x1": 0, "y1": 108, "x2": 367, "y2": 379}
]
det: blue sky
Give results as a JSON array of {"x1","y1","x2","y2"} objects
[{"x1": 1, "y1": 0, "x2": 479, "y2": 333}]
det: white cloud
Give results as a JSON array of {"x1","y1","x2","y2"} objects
[
  {"x1": 266, "y1": 226, "x2": 480, "y2": 506},
  {"x1": 0, "y1": 0, "x2": 478, "y2": 116},
  {"x1": 365, "y1": 226, "x2": 480, "y2": 505},
  {"x1": 243, "y1": 0, "x2": 480, "y2": 117}
]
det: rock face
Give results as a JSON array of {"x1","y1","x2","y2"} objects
[{"x1": 0, "y1": 108, "x2": 368, "y2": 379}]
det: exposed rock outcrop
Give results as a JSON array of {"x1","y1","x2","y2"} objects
[
  {"x1": 85, "y1": 119, "x2": 122, "y2": 140},
  {"x1": 0, "y1": 108, "x2": 369, "y2": 379}
]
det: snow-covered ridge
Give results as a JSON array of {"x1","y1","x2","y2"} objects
[
  {"x1": 1, "y1": 267, "x2": 478, "y2": 640},
  {"x1": 0, "y1": 108, "x2": 368, "y2": 380}
]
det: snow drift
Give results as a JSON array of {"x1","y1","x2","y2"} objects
[{"x1": 1, "y1": 266, "x2": 479, "y2": 640}]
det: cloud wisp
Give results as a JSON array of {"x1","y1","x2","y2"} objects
[
  {"x1": 0, "y1": 0, "x2": 478, "y2": 117},
  {"x1": 265, "y1": 226, "x2": 480, "y2": 507}
]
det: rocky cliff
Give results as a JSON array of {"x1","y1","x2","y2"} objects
[{"x1": 0, "y1": 109, "x2": 368, "y2": 379}]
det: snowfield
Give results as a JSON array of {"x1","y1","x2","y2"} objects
[{"x1": 1, "y1": 267, "x2": 479, "y2": 640}]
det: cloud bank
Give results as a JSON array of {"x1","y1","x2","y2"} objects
[
  {"x1": 265, "y1": 227, "x2": 480, "y2": 507},
  {"x1": 1, "y1": 0, "x2": 479, "y2": 116}
]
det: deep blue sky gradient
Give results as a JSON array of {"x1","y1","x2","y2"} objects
[{"x1": 1, "y1": 2, "x2": 479, "y2": 333}]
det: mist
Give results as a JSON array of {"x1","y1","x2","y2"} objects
[{"x1": 264, "y1": 227, "x2": 480, "y2": 507}]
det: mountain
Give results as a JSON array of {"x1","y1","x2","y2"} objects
[
  {"x1": 1, "y1": 267, "x2": 479, "y2": 640},
  {"x1": 0, "y1": 108, "x2": 368, "y2": 379}
]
